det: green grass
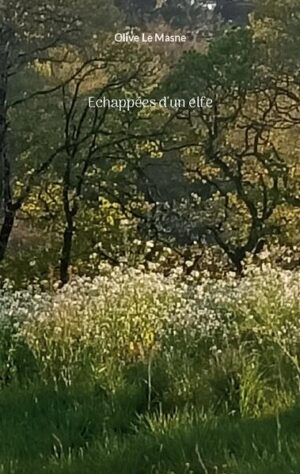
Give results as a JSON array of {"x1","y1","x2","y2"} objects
[
  {"x1": 1, "y1": 266, "x2": 300, "y2": 472},
  {"x1": 0, "y1": 384, "x2": 300, "y2": 474}
]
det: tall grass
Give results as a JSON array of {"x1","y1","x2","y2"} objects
[{"x1": 1, "y1": 264, "x2": 300, "y2": 472}]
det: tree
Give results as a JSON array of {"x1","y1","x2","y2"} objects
[
  {"x1": 161, "y1": 22, "x2": 300, "y2": 272},
  {"x1": 57, "y1": 50, "x2": 162, "y2": 283},
  {"x1": 0, "y1": 0, "x2": 121, "y2": 262}
]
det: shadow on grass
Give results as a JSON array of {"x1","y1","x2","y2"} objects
[{"x1": 0, "y1": 385, "x2": 300, "y2": 474}]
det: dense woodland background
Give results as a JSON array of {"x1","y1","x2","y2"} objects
[{"x1": 0, "y1": 0, "x2": 299, "y2": 286}]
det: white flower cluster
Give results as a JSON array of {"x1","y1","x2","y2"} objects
[{"x1": 0, "y1": 264, "x2": 300, "y2": 386}]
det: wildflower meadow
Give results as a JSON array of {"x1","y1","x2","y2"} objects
[{"x1": 1, "y1": 264, "x2": 300, "y2": 473}]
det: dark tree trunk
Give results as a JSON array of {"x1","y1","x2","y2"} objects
[
  {"x1": 0, "y1": 25, "x2": 15, "y2": 262},
  {"x1": 0, "y1": 26, "x2": 9, "y2": 207},
  {"x1": 60, "y1": 224, "x2": 74, "y2": 285},
  {"x1": 0, "y1": 207, "x2": 15, "y2": 261},
  {"x1": 59, "y1": 149, "x2": 75, "y2": 286}
]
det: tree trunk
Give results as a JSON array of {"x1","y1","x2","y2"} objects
[
  {"x1": 0, "y1": 207, "x2": 15, "y2": 261},
  {"x1": 0, "y1": 24, "x2": 14, "y2": 262},
  {"x1": 0, "y1": 25, "x2": 9, "y2": 207},
  {"x1": 60, "y1": 224, "x2": 74, "y2": 285}
]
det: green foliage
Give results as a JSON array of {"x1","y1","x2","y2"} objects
[
  {"x1": 159, "y1": 8, "x2": 300, "y2": 271},
  {"x1": 165, "y1": 27, "x2": 256, "y2": 97}
]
